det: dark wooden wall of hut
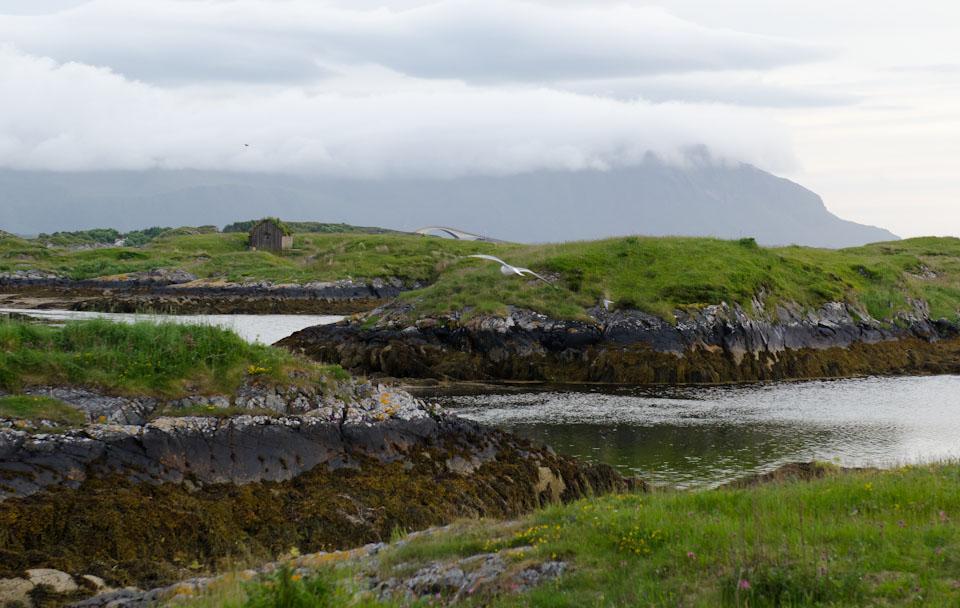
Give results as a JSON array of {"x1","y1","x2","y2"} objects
[{"x1": 249, "y1": 222, "x2": 286, "y2": 250}]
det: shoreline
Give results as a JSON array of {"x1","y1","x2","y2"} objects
[{"x1": 0, "y1": 282, "x2": 396, "y2": 315}]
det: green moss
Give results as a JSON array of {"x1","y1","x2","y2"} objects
[
  {"x1": 0, "y1": 395, "x2": 84, "y2": 425},
  {"x1": 320, "y1": 365, "x2": 350, "y2": 381}
]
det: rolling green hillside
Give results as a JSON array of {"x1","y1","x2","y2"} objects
[{"x1": 3, "y1": 228, "x2": 960, "y2": 323}]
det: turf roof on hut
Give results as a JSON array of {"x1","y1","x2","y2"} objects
[{"x1": 250, "y1": 218, "x2": 293, "y2": 235}]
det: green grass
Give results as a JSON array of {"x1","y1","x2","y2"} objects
[
  {"x1": 0, "y1": 319, "x2": 333, "y2": 399},
  {"x1": 0, "y1": 230, "x2": 501, "y2": 284},
  {"x1": 398, "y1": 235, "x2": 960, "y2": 322},
  {"x1": 6, "y1": 229, "x2": 960, "y2": 322},
  {"x1": 186, "y1": 462, "x2": 960, "y2": 607},
  {"x1": 0, "y1": 394, "x2": 85, "y2": 424}
]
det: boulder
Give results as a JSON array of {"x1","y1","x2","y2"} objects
[
  {"x1": 27, "y1": 568, "x2": 79, "y2": 593},
  {"x1": 0, "y1": 578, "x2": 35, "y2": 607}
]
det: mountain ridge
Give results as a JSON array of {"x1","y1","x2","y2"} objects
[{"x1": 1, "y1": 160, "x2": 897, "y2": 248}]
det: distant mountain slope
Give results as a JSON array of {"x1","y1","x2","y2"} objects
[{"x1": 0, "y1": 158, "x2": 897, "y2": 248}]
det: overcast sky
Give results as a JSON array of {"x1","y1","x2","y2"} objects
[{"x1": 1, "y1": 0, "x2": 958, "y2": 238}]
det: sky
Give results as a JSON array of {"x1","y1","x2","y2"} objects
[{"x1": 0, "y1": 0, "x2": 958, "y2": 238}]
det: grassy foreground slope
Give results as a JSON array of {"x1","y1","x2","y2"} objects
[
  {"x1": 187, "y1": 462, "x2": 960, "y2": 607},
  {"x1": 4, "y1": 228, "x2": 960, "y2": 322}
]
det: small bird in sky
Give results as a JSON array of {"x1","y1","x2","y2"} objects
[
  {"x1": 244, "y1": 143, "x2": 249, "y2": 147},
  {"x1": 466, "y1": 254, "x2": 555, "y2": 287}
]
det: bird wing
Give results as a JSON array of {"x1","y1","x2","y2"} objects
[
  {"x1": 467, "y1": 255, "x2": 554, "y2": 286},
  {"x1": 516, "y1": 267, "x2": 556, "y2": 287},
  {"x1": 466, "y1": 254, "x2": 509, "y2": 265}
]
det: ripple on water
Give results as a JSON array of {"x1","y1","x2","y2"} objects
[{"x1": 427, "y1": 376, "x2": 960, "y2": 488}]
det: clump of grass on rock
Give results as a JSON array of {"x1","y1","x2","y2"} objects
[{"x1": 0, "y1": 395, "x2": 84, "y2": 425}]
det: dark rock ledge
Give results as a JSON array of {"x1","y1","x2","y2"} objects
[{"x1": 278, "y1": 300, "x2": 960, "y2": 383}]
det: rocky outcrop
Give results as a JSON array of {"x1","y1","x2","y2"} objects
[
  {"x1": 0, "y1": 412, "x2": 448, "y2": 502},
  {"x1": 0, "y1": 404, "x2": 627, "y2": 593},
  {"x1": 277, "y1": 301, "x2": 960, "y2": 383},
  {"x1": 67, "y1": 528, "x2": 568, "y2": 608},
  {"x1": 0, "y1": 271, "x2": 422, "y2": 314},
  {"x1": 1, "y1": 380, "x2": 428, "y2": 427}
]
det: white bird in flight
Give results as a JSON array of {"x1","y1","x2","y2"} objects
[{"x1": 466, "y1": 254, "x2": 555, "y2": 287}]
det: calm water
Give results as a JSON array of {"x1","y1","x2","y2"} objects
[
  {"x1": 0, "y1": 308, "x2": 343, "y2": 344},
  {"x1": 421, "y1": 376, "x2": 960, "y2": 488},
  {"x1": 6, "y1": 306, "x2": 959, "y2": 487}
]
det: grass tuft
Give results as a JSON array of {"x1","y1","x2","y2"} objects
[
  {"x1": 0, "y1": 319, "x2": 330, "y2": 399},
  {"x1": 0, "y1": 395, "x2": 85, "y2": 425}
]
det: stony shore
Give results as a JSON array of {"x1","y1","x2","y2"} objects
[
  {"x1": 0, "y1": 270, "x2": 418, "y2": 314},
  {"x1": 0, "y1": 381, "x2": 446, "y2": 501},
  {"x1": 60, "y1": 524, "x2": 569, "y2": 608},
  {"x1": 278, "y1": 299, "x2": 960, "y2": 383},
  {"x1": 0, "y1": 380, "x2": 628, "y2": 606}
]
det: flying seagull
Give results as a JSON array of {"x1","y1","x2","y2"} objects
[{"x1": 466, "y1": 254, "x2": 556, "y2": 287}]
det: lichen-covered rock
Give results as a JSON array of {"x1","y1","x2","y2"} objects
[
  {"x1": 1, "y1": 379, "x2": 439, "y2": 430},
  {"x1": 0, "y1": 405, "x2": 444, "y2": 501},
  {"x1": 12, "y1": 388, "x2": 159, "y2": 425},
  {"x1": 26, "y1": 568, "x2": 78, "y2": 593},
  {"x1": 0, "y1": 577, "x2": 35, "y2": 607},
  {"x1": 65, "y1": 528, "x2": 571, "y2": 608}
]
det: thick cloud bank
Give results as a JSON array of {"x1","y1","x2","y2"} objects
[
  {"x1": 0, "y1": 1, "x2": 825, "y2": 85},
  {"x1": 0, "y1": 44, "x2": 795, "y2": 176}
]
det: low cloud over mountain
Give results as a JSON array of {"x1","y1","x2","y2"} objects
[{"x1": 2, "y1": 157, "x2": 896, "y2": 248}]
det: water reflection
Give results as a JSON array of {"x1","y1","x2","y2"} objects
[{"x1": 422, "y1": 376, "x2": 960, "y2": 488}]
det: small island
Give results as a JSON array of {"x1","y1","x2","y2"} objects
[{"x1": 2, "y1": 228, "x2": 960, "y2": 606}]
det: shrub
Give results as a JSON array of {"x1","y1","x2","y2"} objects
[{"x1": 244, "y1": 565, "x2": 333, "y2": 608}]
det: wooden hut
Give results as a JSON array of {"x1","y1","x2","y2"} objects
[{"x1": 248, "y1": 218, "x2": 293, "y2": 251}]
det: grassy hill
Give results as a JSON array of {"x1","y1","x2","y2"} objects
[
  {"x1": 3, "y1": 229, "x2": 960, "y2": 323},
  {"x1": 398, "y1": 235, "x2": 960, "y2": 322}
]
